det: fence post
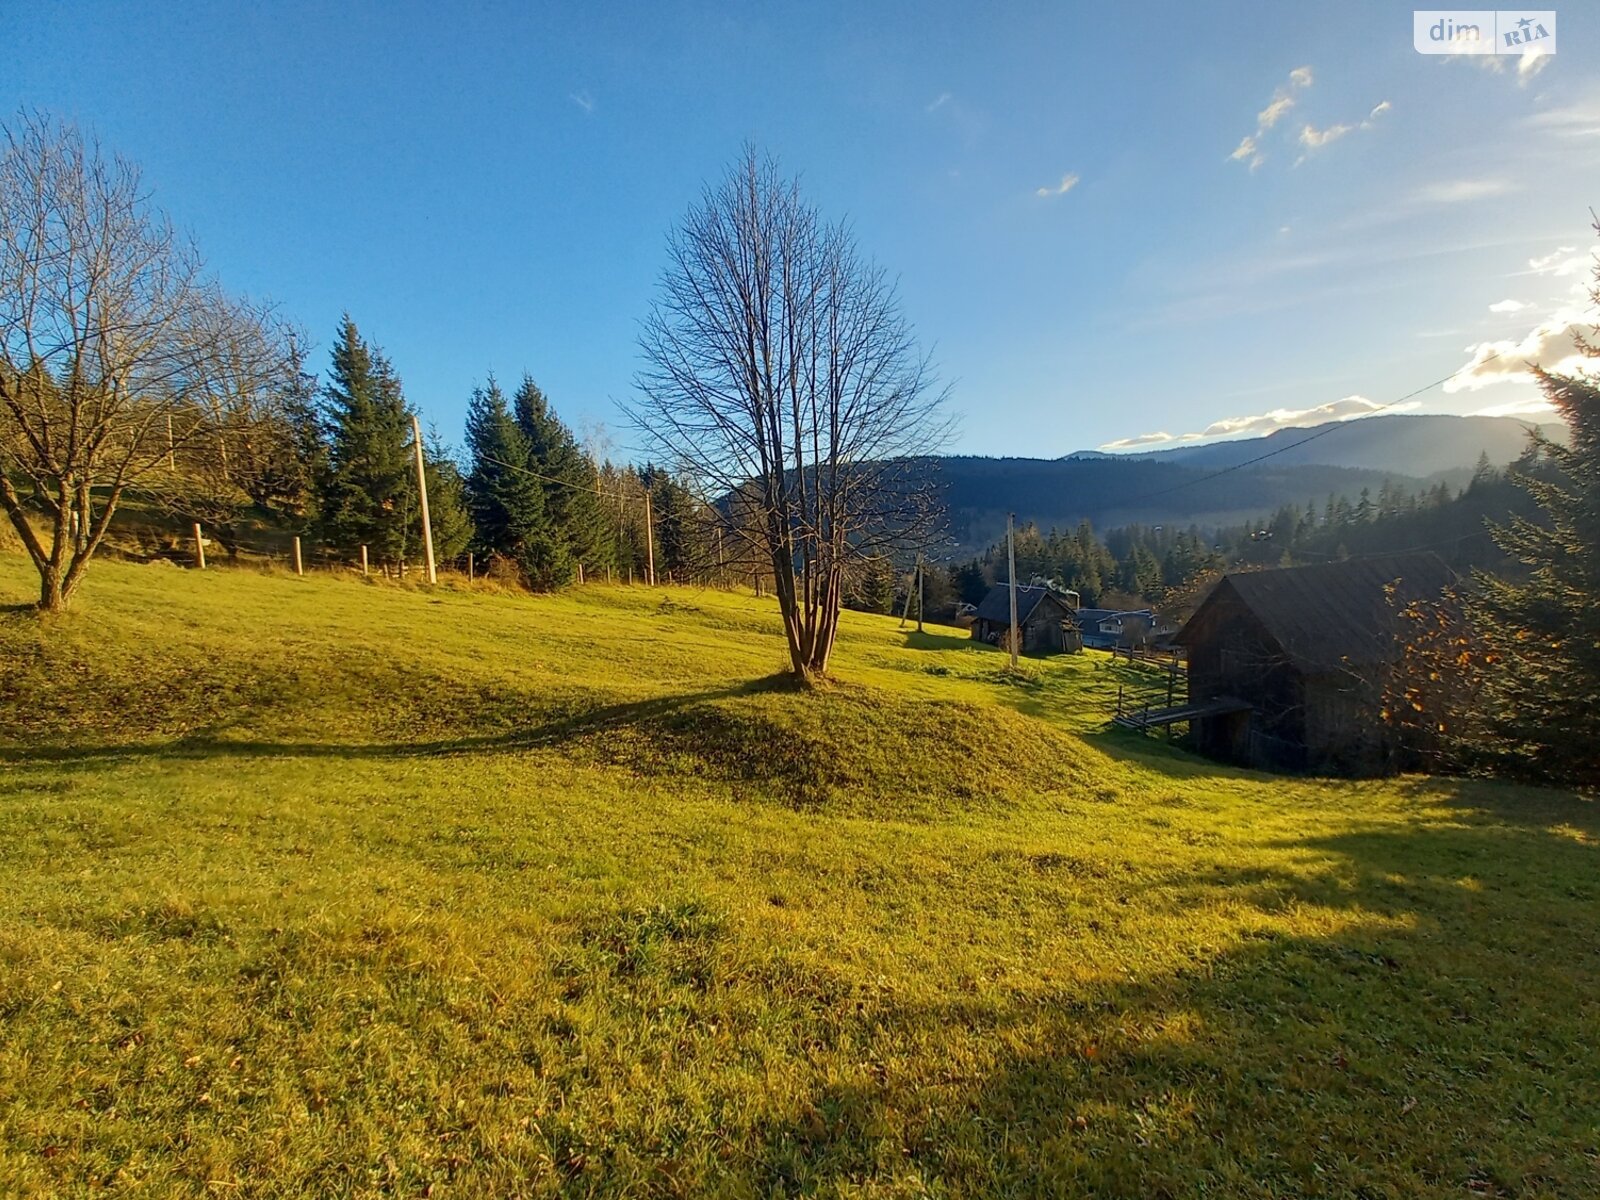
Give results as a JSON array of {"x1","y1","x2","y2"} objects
[
  {"x1": 467, "y1": 551, "x2": 474, "y2": 582},
  {"x1": 192, "y1": 523, "x2": 206, "y2": 570},
  {"x1": 360, "y1": 545, "x2": 369, "y2": 576},
  {"x1": 577, "y1": 562, "x2": 585, "y2": 585},
  {"x1": 292, "y1": 536, "x2": 304, "y2": 576}
]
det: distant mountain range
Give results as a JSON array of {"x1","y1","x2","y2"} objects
[
  {"x1": 1068, "y1": 414, "x2": 1564, "y2": 478},
  {"x1": 925, "y1": 413, "x2": 1564, "y2": 554}
]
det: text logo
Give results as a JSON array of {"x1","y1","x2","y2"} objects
[{"x1": 1414, "y1": 10, "x2": 1557, "y2": 55}]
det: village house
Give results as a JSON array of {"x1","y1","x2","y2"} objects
[
  {"x1": 1174, "y1": 553, "x2": 1454, "y2": 775},
  {"x1": 1074, "y1": 608, "x2": 1178, "y2": 650},
  {"x1": 970, "y1": 584, "x2": 1082, "y2": 654}
]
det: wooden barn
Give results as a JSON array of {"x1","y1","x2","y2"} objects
[
  {"x1": 971, "y1": 584, "x2": 1082, "y2": 654},
  {"x1": 1174, "y1": 553, "x2": 1453, "y2": 775}
]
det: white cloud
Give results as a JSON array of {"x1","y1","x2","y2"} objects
[
  {"x1": 1286, "y1": 96, "x2": 1386, "y2": 166},
  {"x1": 1228, "y1": 135, "x2": 1263, "y2": 171},
  {"x1": 925, "y1": 92, "x2": 951, "y2": 113},
  {"x1": 1228, "y1": 66, "x2": 1314, "y2": 169},
  {"x1": 1523, "y1": 246, "x2": 1593, "y2": 278},
  {"x1": 1298, "y1": 122, "x2": 1352, "y2": 151},
  {"x1": 1489, "y1": 299, "x2": 1530, "y2": 313},
  {"x1": 1522, "y1": 97, "x2": 1600, "y2": 138},
  {"x1": 1528, "y1": 246, "x2": 1577, "y2": 271},
  {"x1": 1098, "y1": 430, "x2": 1195, "y2": 451},
  {"x1": 1258, "y1": 94, "x2": 1296, "y2": 130},
  {"x1": 1034, "y1": 172, "x2": 1080, "y2": 198},
  {"x1": 1517, "y1": 49, "x2": 1552, "y2": 81},
  {"x1": 1447, "y1": 48, "x2": 1550, "y2": 84},
  {"x1": 1470, "y1": 396, "x2": 1558, "y2": 418},
  {"x1": 1411, "y1": 178, "x2": 1516, "y2": 204},
  {"x1": 1098, "y1": 395, "x2": 1417, "y2": 451},
  {"x1": 568, "y1": 90, "x2": 595, "y2": 114},
  {"x1": 1444, "y1": 307, "x2": 1593, "y2": 392}
]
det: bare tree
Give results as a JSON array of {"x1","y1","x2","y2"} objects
[
  {"x1": 0, "y1": 111, "x2": 289, "y2": 610},
  {"x1": 630, "y1": 147, "x2": 950, "y2": 680}
]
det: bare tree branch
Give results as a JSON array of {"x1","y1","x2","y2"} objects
[
  {"x1": 0, "y1": 110, "x2": 291, "y2": 609},
  {"x1": 626, "y1": 146, "x2": 952, "y2": 679}
]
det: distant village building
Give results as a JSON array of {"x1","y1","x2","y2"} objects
[
  {"x1": 1174, "y1": 553, "x2": 1453, "y2": 775},
  {"x1": 1074, "y1": 608, "x2": 1179, "y2": 650},
  {"x1": 971, "y1": 584, "x2": 1082, "y2": 654}
]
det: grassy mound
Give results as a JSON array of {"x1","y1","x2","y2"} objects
[
  {"x1": 1, "y1": 557, "x2": 1597, "y2": 1198},
  {"x1": 572, "y1": 681, "x2": 1108, "y2": 818}
]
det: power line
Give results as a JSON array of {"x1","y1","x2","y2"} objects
[
  {"x1": 478, "y1": 452, "x2": 628, "y2": 501},
  {"x1": 1118, "y1": 350, "x2": 1506, "y2": 508}
]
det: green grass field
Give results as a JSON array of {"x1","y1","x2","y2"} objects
[{"x1": 1, "y1": 556, "x2": 1596, "y2": 1198}]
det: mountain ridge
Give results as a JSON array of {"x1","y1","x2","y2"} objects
[
  {"x1": 1066, "y1": 413, "x2": 1564, "y2": 477},
  {"x1": 923, "y1": 412, "x2": 1562, "y2": 553}
]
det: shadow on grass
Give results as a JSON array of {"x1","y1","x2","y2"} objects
[
  {"x1": 1, "y1": 672, "x2": 806, "y2": 766},
  {"x1": 901, "y1": 629, "x2": 977, "y2": 653},
  {"x1": 743, "y1": 816, "x2": 1600, "y2": 1196}
]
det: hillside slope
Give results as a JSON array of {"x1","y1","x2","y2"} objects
[{"x1": 1, "y1": 559, "x2": 1596, "y2": 1198}]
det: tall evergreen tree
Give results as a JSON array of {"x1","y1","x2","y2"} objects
[
  {"x1": 464, "y1": 378, "x2": 547, "y2": 561},
  {"x1": 319, "y1": 317, "x2": 415, "y2": 568},
  {"x1": 279, "y1": 335, "x2": 329, "y2": 530},
  {"x1": 951, "y1": 560, "x2": 989, "y2": 606},
  {"x1": 513, "y1": 375, "x2": 616, "y2": 579},
  {"x1": 1467, "y1": 335, "x2": 1600, "y2": 785},
  {"x1": 422, "y1": 429, "x2": 474, "y2": 566}
]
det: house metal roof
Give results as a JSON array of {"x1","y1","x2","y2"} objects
[
  {"x1": 974, "y1": 584, "x2": 1074, "y2": 625},
  {"x1": 1175, "y1": 552, "x2": 1454, "y2": 674}
]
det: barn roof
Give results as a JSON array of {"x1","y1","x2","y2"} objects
[
  {"x1": 974, "y1": 584, "x2": 1074, "y2": 625},
  {"x1": 1175, "y1": 552, "x2": 1454, "y2": 674}
]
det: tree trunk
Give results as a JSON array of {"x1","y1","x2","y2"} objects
[{"x1": 38, "y1": 565, "x2": 65, "y2": 612}]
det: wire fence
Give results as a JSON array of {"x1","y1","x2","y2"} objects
[{"x1": 110, "y1": 516, "x2": 774, "y2": 595}]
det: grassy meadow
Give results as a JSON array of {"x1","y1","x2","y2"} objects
[{"x1": 0, "y1": 555, "x2": 1596, "y2": 1198}]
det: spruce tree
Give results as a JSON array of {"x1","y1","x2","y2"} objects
[
  {"x1": 464, "y1": 379, "x2": 547, "y2": 561},
  {"x1": 951, "y1": 560, "x2": 988, "y2": 606},
  {"x1": 319, "y1": 317, "x2": 416, "y2": 569},
  {"x1": 280, "y1": 336, "x2": 329, "y2": 530},
  {"x1": 422, "y1": 430, "x2": 474, "y2": 565},
  {"x1": 514, "y1": 375, "x2": 611, "y2": 586},
  {"x1": 1468, "y1": 349, "x2": 1600, "y2": 785}
]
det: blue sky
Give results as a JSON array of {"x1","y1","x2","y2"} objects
[{"x1": 9, "y1": 2, "x2": 1597, "y2": 458}]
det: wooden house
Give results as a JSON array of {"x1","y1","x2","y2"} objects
[
  {"x1": 1173, "y1": 553, "x2": 1453, "y2": 775},
  {"x1": 971, "y1": 584, "x2": 1082, "y2": 654}
]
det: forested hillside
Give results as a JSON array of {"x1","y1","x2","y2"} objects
[{"x1": 927, "y1": 455, "x2": 1417, "y2": 551}]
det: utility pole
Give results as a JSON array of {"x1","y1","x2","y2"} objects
[
  {"x1": 411, "y1": 415, "x2": 437, "y2": 585},
  {"x1": 643, "y1": 489, "x2": 656, "y2": 586},
  {"x1": 916, "y1": 552, "x2": 925, "y2": 633},
  {"x1": 1007, "y1": 513, "x2": 1019, "y2": 669}
]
